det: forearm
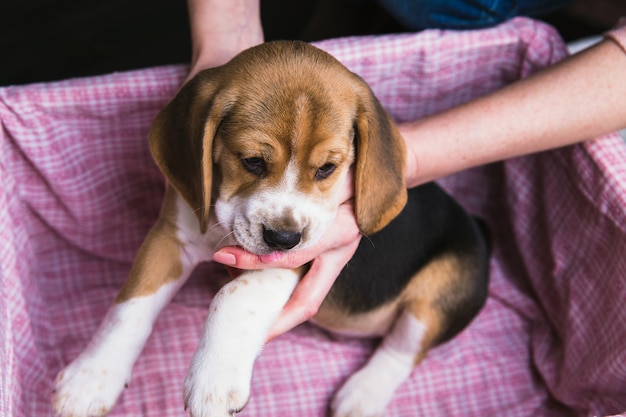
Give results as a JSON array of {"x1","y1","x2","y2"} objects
[
  {"x1": 401, "y1": 39, "x2": 626, "y2": 187},
  {"x1": 186, "y1": 0, "x2": 262, "y2": 76}
]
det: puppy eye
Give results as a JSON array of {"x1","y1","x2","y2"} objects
[
  {"x1": 241, "y1": 157, "x2": 266, "y2": 176},
  {"x1": 315, "y1": 163, "x2": 336, "y2": 181}
]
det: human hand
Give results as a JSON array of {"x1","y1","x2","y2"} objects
[
  {"x1": 213, "y1": 172, "x2": 360, "y2": 340},
  {"x1": 185, "y1": 0, "x2": 263, "y2": 82}
]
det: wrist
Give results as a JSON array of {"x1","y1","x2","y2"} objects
[
  {"x1": 187, "y1": 0, "x2": 263, "y2": 77},
  {"x1": 398, "y1": 111, "x2": 485, "y2": 187},
  {"x1": 398, "y1": 121, "x2": 434, "y2": 188}
]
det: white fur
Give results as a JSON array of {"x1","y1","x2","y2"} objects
[
  {"x1": 53, "y1": 217, "x2": 300, "y2": 417},
  {"x1": 215, "y1": 160, "x2": 341, "y2": 255},
  {"x1": 53, "y1": 194, "x2": 221, "y2": 417},
  {"x1": 183, "y1": 269, "x2": 300, "y2": 417},
  {"x1": 53, "y1": 281, "x2": 187, "y2": 417},
  {"x1": 331, "y1": 312, "x2": 427, "y2": 417},
  {"x1": 53, "y1": 151, "x2": 349, "y2": 416},
  {"x1": 175, "y1": 193, "x2": 235, "y2": 257}
]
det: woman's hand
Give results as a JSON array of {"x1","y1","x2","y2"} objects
[{"x1": 213, "y1": 171, "x2": 360, "y2": 340}]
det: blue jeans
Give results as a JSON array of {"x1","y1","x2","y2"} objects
[{"x1": 365, "y1": 0, "x2": 573, "y2": 30}]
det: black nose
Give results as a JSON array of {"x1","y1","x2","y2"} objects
[{"x1": 263, "y1": 227, "x2": 301, "y2": 250}]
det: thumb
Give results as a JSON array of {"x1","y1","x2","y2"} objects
[{"x1": 266, "y1": 237, "x2": 360, "y2": 340}]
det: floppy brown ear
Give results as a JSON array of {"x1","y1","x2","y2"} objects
[
  {"x1": 148, "y1": 69, "x2": 230, "y2": 233},
  {"x1": 353, "y1": 84, "x2": 408, "y2": 235}
]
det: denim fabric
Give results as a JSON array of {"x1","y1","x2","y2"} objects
[{"x1": 363, "y1": 0, "x2": 573, "y2": 30}]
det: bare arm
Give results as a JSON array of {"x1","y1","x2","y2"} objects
[
  {"x1": 402, "y1": 38, "x2": 626, "y2": 187},
  {"x1": 186, "y1": 0, "x2": 263, "y2": 79}
]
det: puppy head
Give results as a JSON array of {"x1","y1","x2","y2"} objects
[{"x1": 149, "y1": 41, "x2": 407, "y2": 254}]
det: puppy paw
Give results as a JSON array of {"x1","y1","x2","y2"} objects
[
  {"x1": 183, "y1": 361, "x2": 251, "y2": 417},
  {"x1": 330, "y1": 368, "x2": 398, "y2": 417},
  {"x1": 52, "y1": 358, "x2": 129, "y2": 417}
]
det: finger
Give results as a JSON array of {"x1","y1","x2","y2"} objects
[
  {"x1": 213, "y1": 246, "x2": 300, "y2": 268},
  {"x1": 212, "y1": 246, "x2": 264, "y2": 268},
  {"x1": 338, "y1": 166, "x2": 355, "y2": 203},
  {"x1": 213, "y1": 245, "x2": 298, "y2": 269},
  {"x1": 266, "y1": 237, "x2": 361, "y2": 340}
]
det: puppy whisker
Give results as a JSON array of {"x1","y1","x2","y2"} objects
[
  {"x1": 358, "y1": 231, "x2": 375, "y2": 249},
  {"x1": 206, "y1": 220, "x2": 229, "y2": 235},
  {"x1": 214, "y1": 230, "x2": 237, "y2": 252}
]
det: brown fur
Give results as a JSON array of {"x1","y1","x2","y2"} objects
[
  {"x1": 55, "y1": 41, "x2": 489, "y2": 417},
  {"x1": 131, "y1": 42, "x2": 489, "y2": 366},
  {"x1": 115, "y1": 185, "x2": 184, "y2": 302},
  {"x1": 141, "y1": 41, "x2": 484, "y2": 355},
  {"x1": 149, "y1": 40, "x2": 407, "y2": 237}
]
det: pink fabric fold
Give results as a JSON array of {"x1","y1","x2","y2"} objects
[{"x1": 2, "y1": 17, "x2": 625, "y2": 417}]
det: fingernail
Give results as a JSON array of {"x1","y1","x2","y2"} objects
[{"x1": 214, "y1": 250, "x2": 236, "y2": 265}]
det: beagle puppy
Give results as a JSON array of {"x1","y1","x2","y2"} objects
[{"x1": 52, "y1": 41, "x2": 489, "y2": 417}]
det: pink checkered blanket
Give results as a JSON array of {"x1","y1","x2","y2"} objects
[{"x1": 2, "y1": 17, "x2": 626, "y2": 417}]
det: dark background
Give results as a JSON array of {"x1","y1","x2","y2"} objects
[{"x1": 1, "y1": 0, "x2": 625, "y2": 86}]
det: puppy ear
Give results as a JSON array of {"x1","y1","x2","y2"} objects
[
  {"x1": 148, "y1": 70, "x2": 230, "y2": 233},
  {"x1": 353, "y1": 84, "x2": 408, "y2": 235}
]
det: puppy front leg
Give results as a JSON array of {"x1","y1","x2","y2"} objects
[
  {"x1": 184, "y1": 268, "x2": 300, "y2": 417},
  {"x1": 53, "y1": 219, "x2": 201, "y2": 417}
]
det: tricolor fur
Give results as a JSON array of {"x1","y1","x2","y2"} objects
[{"x1": 53, "y1": 41, "x2": 489, "y2": 417}]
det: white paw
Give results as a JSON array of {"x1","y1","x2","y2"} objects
[
  {"x1": 183, "y1": 356, "x2": 252, "y2": 417},
  {"x1": 332, "y1": 312, "x2": 424, "y2": 417},
  {"x1": 330, "y1": 368, "x2": 392, "y2": 417},
  {"x1": 331, "y1": 351, "x2": 414, "y2": 417},
  {"x1": 52, "y1": 358, "x2": 129, "y2": 417}
]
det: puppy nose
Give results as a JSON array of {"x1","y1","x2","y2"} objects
[{"x1": 263, "y1": 227, "x2": 301, "y2": 250}]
